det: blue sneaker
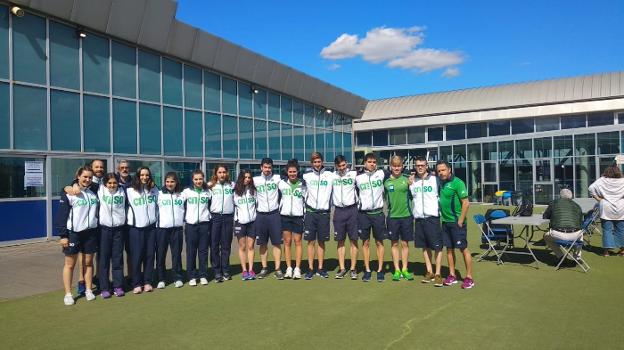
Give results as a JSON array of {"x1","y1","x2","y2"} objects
[
  {"x1": 362, "y1": 271, "x2": 372, "y2": 282},
  {"x1": 305, "y1": 270, "x2": 315, "y2": 280},
  {"x1": 242, "y1": 271, "x2": 249, "y2": 281},
  {"x1": 77, "y1": 281, "x2": 86, "y2": 296},
  {"x1": 377, "y1": 271, "x2": 385, "y2": 282},
  {"x1": 316, "y1": 269, "x2": 329, "y2": 278}
]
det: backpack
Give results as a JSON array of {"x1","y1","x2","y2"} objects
[{"x1": 513, "y1": 202, "x2": 533, "y2": 216}]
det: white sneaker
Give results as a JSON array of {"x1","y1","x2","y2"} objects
[
  {"x1": 157, "y1": 281, "x2": 166, "y2": 289},
  {"x1": 174, "y1": 280, "x2": 183, "y2": 288},
  {"x1": 85, "y1": 289, "x2": 96, "y2": 301},
  {"x1": 189, "y1": 278, "x2": 197, "y2": 286},
  {"x1": 63, "y1": 293, "x2": 74, "y2": 306},
  {"x1": 200, "y1": 277, "x2": 209, "y2": 285},
  {"x1": 293, "y1": 267, "x2": 302, "y2": 280},
  {"x1": 285, "y1": 266, "x2": 293, "y2": 279}
]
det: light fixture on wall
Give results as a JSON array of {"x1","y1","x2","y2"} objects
[
  {"x1": 77, "y1": 27, "x2": 87, "y2": 38},
  {"x1": 325, "y1": 108, "x2": 332, "y2": 114},
  {"x1": 10, "y1": 5, "x2": 25, "y2": 17},
  {"x1": 251, "y1": 85, "x2": 260, "y2": 94}
]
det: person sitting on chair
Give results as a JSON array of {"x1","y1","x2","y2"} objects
[{"x1": 542, "y1": 188, "x2": 583, "y2": 265}]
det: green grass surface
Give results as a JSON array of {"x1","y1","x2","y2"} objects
[{"x1": 2, "y1": 205, "x2": 623, "y2": 349}]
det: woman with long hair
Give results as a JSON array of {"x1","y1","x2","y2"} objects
[
  {"x1": 208, "y1": 164, "x2": 235, "y2": 282},
  {"x1": 182, "y1": 169, "x2": 212, "y2": 286},
  {"x1": 278, "y1": 159, "x2": 306, "y2": 280},
  {"x1": 234, "y1": 169, "x2": 257, "y2": 280},
  {"x1": 589, "y1": 165, "x2": 624, "y2": 256}
]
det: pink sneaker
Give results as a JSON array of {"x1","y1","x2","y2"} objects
[
  {"x1": 248, "y1": 270, "x2": 256, "y2": 280},
  {"x1": 443, "y1": 275, "x2": 458, "y2": 286},
  {"x1": 143, "y1": 284, "x2": 153, "y2": 292},
  {"x1": 132, "y1": 286, "x2": 142, "y2": 294},
  {"x1": 461, "y1": 277, "x2": 475, "y2": 289}
]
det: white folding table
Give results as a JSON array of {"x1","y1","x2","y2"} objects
[{"x1": 491, "y1": 214, "x2": 550, "y2": 268}]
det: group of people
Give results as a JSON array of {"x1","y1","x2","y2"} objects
[{"x1": 56, "y1": 153, "x2": 476, "y2": 306}]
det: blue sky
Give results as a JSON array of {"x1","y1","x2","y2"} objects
[{"x1": 176, "y1": 0, "x2": 624, "y2": 100}]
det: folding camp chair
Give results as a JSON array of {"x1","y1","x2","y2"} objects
[
  {"x1": 582, "y1": 205, "x2": 600, "y2": 245},
  {"x1": 475, "y1": 214, "x2": 510, "y2": 264},
  {"x1": 554, "y1": 233, "x2": 591, "y2": 272}
]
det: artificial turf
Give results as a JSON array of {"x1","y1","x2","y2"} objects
[{"x1": 1, "y1": 205, "x2": 623, "y2": 349}]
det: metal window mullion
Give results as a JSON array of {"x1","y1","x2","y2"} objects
[
  {"x1": 45, "y1": 18, "x2": 51, "y2": 151},
  {"x1": 79, "y1": 32, "x2": 84, "y2": 152},
  {"x1": 8, "y1": 10, "x2": 13, "y2": 149},
  {"x1": 108, "y1": 38, "x2": 114, "y2": 154},
  {"x1": 219, "y1": 75, "x2": 223, "y2": 158},
  {"x1": 201, "y1": 69, "x2": 205, "y2": 171},
  {"x1": 181, "y1": 64, "x2": 186, "y2": 157}
]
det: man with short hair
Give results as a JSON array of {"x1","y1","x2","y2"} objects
[
  {"x1": 355, "y1": 153, "x2": 389, "y2": 282},
  {"x1": 302, "y1": 152, "x2": 334, "y2": 279},
  {"x1": 253, "y1": 158, "x2": 284, "y2": 279},
  {"x1": 331, "y1": 155, "x2": 359, "y2": 280},
  {"x1": 410, "y1": 156, "x2": 444, "y2": 286},
  {"x1": 115, "y1": 160, "x2": 132, "y2": 189},
  {"x1": 543, "y1": 188, "x2": 584, "y2": 265},
  {"x1": 436, "y1": 160, "x2": 474, "y2": 289}
]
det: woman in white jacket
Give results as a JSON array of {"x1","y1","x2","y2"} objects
[
  {"x1": 589, "y1": 165, "x2": 624, "y2": 256},
  {"x1": 233, "y1": 170, "x2": 258, "y2": 280},
  {"x1": 279, "y1": 159, "x2": 307, "y2": 280}
]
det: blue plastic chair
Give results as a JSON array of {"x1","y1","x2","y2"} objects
[{"x1": 475, "y1": 214, "x2": 510, "y2": 264}]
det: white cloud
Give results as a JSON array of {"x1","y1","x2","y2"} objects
[
  {"x1": 442, "y1": 67, "x2": 460, "y2": 78},
  {"x1": 321, "y1": 26, "x2": 464, "y2": 74}
]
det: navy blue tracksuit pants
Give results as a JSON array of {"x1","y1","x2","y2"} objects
[
  {"x1": 128, "y1": 225, "x2": 156, "y2": 288},
  {"x1": 185, "y1": 222, "x2": 211, "y2": 280},
  {"x1": 156, "y1": 227, "x2": 184, "y2": 282},
  {"x1": 210, "y1": 214, "x2": 234, "y2": 277},
  {"x1": 99, "y1": 225, "x2": 124, "y2": 291}
]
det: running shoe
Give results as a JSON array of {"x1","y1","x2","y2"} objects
[
  {"x1": 305, "y1": 270, "x2": 315, "y2": 280},
  {"x1": 284, "y1": 267, "x2": 293, "y2": 279},
  {"x1": 433, "y1": 275, "x2": 444, "y2": 287},
  {"x1": 461, "y1": 277, "x2": 475, "y2": 289},
  {"x1": 443, "y1": 275, "x2": 458, "y2": 286},
  {"x1": 77, "y1": 281, "x2": 86, "y2": 296},
  {"x1": 421, "y1": 272, "x2": 435, "y2": 283},
  {"x1": 215, "y1": 274, "x2": 224, "y2": 283},
  {"x1": 85, "y1": 289, "x2": 96, "y2": 301},
  {"x1": 143, "y1": 284, "x2": 153, "y2": 292},
  {"x1": 200, "y1": 277, "x2": 209, "y2": 285},
  {"x1": 223, "y1": 274, "x2": 232, "y2": 281},
  {"x1": 63, "y1": 293, "x2": 74, "y2": 306},
  {"x1": 248, "y1": 270, "x2": 256, "y2": 280},
  {"x1": 377, "y1": 271, "x2": 385, "y2": 282},
  {"x1": 242, "y1": 271, "x2": 249, "y2": 281},
  {"x1": 133, "y1": 286, "x2": 142, "y2": 294},
  {"x1": 317, "y1": 269, "x2": 329, "y2": 278},
  {"x1": 293, "y1": 267, "x2": 302, "y2": 280},
  {"x1": 392, "y1": 270, "x2": 402, "y2": 281},
  {"x1": 188, "y1": 279, "x2": 197, "y2": 287},
  {"x1": 335, "y1": 269, "x2": 348, "y2": 279},
  {"x1": 275, "y1": 270, "x2": 285, "y2": 280},
  {"x1": 362, "y1": 271, "x2": 372, "y2": 282},
  {"x1": 350, "y1": 270, "x2": 358, "y2": 280},
  {"x1": 257, "y1": 268, "x2": 269, "y2": 279},
  {"x1": 113, "y1": 287, "x2": 125, "y2": 297},
  {"x1": 174, "y1": 280, "x2": 184, "y2": 288},
  {"x1": 101, "y1": 290, "x2": 111, "y2": 299},
  {"x1": 157, "y1": 281, "x2": 166, "y2": 289},
  {"x1": 401, "y1": 269, "x2": 414, "y2": 281}
]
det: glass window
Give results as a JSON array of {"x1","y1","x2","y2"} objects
[
  {"x1": 254, "y1": 89, "x2": 267, "y2": 119},
  {"x1": 268, "y1": 122, "x2": 281, "y2": 160},
  {"x1": 0, "y1": 83, "x2": 8, "y2": 148},
  {"x1": 325, "y1": 131, "x2": 334, "y2": 161},
  {"x1": 83, "y1": 33, "x2": 109, "y2": 94},
  {"x1": 344, "y1": 116, "x2": 352, "y2": 132},
  {"x1": 305, "y1": 128, "x2": 314, "y2": 158},
  {"x1": 282, "y1": 124, "x2": 293, "y2": 160},
  {"x1": 138, "y1": 50, "x2": 160, "y2": 102},
  {"x1": 598, "y1": 132, "x2": 620, "y2": 154},
  {"x1": 498, "y1": 141, "x2": 514, "y2": 160},
  {"x1": 335, "y1": 131, "x2": 343, "y2": 158},
  {"x1": 554, "y1": 157, "x2": 574, "y2": 193},
  {"x1": 293, "y1": 100, "x2": 304, "y2": 125},
  {"x1": 407, "y1": 127, "x2": 425, "y2": 144},
  {"x1": 293, "y1": 126, "x2": 305, "y2": 161},
  {"x1": 111, "y1": 41, "x2": 136, "y2": 98},
  {"x1": 439, "y1": 146, "x2": 452, "y2": 162},
  {"x1": 356, "y1": 131, "x2": 371, "y2": 147},
  {"x1": 281, "y1": 97, "x2": 292, "y2": 123},
  {"x1": 372, "y1": 130, "x2": 388, "y2": 146},
  {"x1": 50, "y1": 90, "x2": 80, "y2": 151},
  {"x1": 467, "y1": 144, "x2": 481, "y2": 161},
  {"x1": 204, "y1": 71, "x2": 220, "y2": 112},
  {"x1": 316, "y1": 129, "x2": 325, "y2": 155},
  {"x1": 83, "y1": 95, "x2": 110, "y2": 152},
  {"x1": 553, "y1": 135, "x2": 573, "y2": 158},
  {"x1": 488, "y1": 120, "x2": 510, "y2": 136},
  {"x1": 49, "y1": 21, "x2": 79, "y2": 89},
  {"x1": 12, "y1": 13, "x2": 45, "y2": 84},
  {"x1": 516, "y1": 139, "x2": 532, "y2": 160},
  {"x1": 535, "y1": 116, "x2": 559, "y2": 132},
  {"x1": 14, "y1": 85, "x2": 46, "y2": 150},
  {"x1": 163, "y1": 107, "x2": 183, "y2": 156},
  {"x1": 325, "y1": 113, "x2": 333, "y2": 130},
  {"x1": 483, "y1": 162, "x2": 497, "y2": 182},
  {"x1": 427, "y1": 127, "x2": 443, "y2": 142},
  {"x1": 184, "y1": 110, "x2": 202, "y2": 157},
  {"x1": 223, "y1": 116, "x2": 238, "y2": 159},
  {"x1": 205, "y1": 113, "x2": 221, "y2": 158},
  {"x1": 561, "y1": 114, "x2": 586, "y2": 129},
  {"x1": 446, "y1": 124, "x2": 465, "y2": 140},
  {"x1": 499, "y1": 158, "x2": 515, "y2": 191},
  {"x1": 165, "y1": 161, "x2": 202, "y2": 188},
  {"x1": 51, "y1": 158, "x2": 94, "y2": 196},
  {"x1": 183, "y1": 65, "x2": 202, "y2": 109},
  {"x1": 574, "y1": 134, "x2": 595, "y2": 156},
  {"x1": 0, "y1": 156, "x2": 46, "y2": 198},
  {"x1": 389, "y1": 129, "x2": 406, "y2": 145},
  {"x1": 113, "y1": 99, "x2": 137, "y2": 154},
  {"x1": 587, "y1": 111, "x2": 614, "y2": 127},
  {"x1": 534, "y1": 137, "x2": 552, "y2": 158},
  {"x1": 239, "y1": 82, "x2": 252, "y2": 117},
  {"x1": 334, "y1": 114, "x2": 343, "y2": 133},
  {"x1": 482, "y1": 142, "x2": 497, "y2": 161},
  {"x1": 343, "y1": 133, "x2": 352, "y2": 163},
  {"x1": 575, "y1": 156, "x2": 596, "y2": 198},
  {"x1": 466, "y1": 122, "x2": 487, "y2": 139},
  {"x1": 304, "y1": 104, "x2": 314, "y2": 127},
  {"x1": 512, "y1": 118, "x2": 534, "y2": 134},
  {"x1": 0, "y1": 5, "x2": 8, "y2": 79},
  {"x1": 139, "y1": 103, "x2": 161, "y2": 155},
  {"x1": 239, "y1": 118, "x2": 253, "y2": 159},
  {"x1": 619, "y1": 113, "x2": 624, "y2": 124},
  {"x1": 268, "y1": 93, "x2": 280, "y2": 121},
  {"x1": 162, "y1": 58, "x2": 182, "y2": 106},
  {"x1": 222, "y1": 77, "x2": 237, "y2": 115},
  {"x1": 453, "y1": 144, "x2": 466, "y2": 162},
  {"x1": 254, "y1": 119, "x2": 267, "y2": 159}
]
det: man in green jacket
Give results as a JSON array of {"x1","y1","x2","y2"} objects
[{"x1": 542, "y1": 188, "x2": 583, "y2": 264}]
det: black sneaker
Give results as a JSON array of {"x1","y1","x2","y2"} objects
[
  {"x1": 377, "y1": 271, "x2": 385, "y2": 282},
  {"x1": 257, "y1": 268, "x2": 269, "y2": 279},
  {"x1": 362, "y1": 271, "x2": 372, "y2": 282},
  {"x1": 335, "y1": 269, "x2": 347, "y2": 279},
  {"x1": 317, "y1": 269, "x2": 329, "y2": 278},
  {"x1": 275, "y1": 270, "x2": 285, "y2": 280},
  {"x1": 223, "y1": 274, "x2": 232, "y2": 281},
  {"x1": 215, "y1": 274, "x2": 224, "y2": 283}
]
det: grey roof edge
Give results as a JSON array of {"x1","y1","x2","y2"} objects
[{"x1": 8, "y1": 0, "x2": 367, "y2": 118}]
